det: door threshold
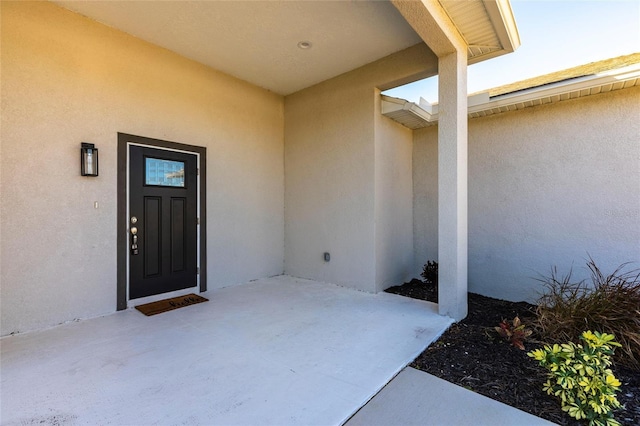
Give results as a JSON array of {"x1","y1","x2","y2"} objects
[{"x1": 128, "y1": 287, "x2": 200, "y2": 309}]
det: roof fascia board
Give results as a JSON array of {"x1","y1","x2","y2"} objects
[
  {"x1": 391, "y1": 0, "x2": 467, "y2": 57},
  {"x1": 481, "y1": 0, "x2": 520, "y2": 57},
  {"x1": 469, "y1": 65, "x2": 640, "y2": 113},
  {"x1": 382, "y1": 64, "x2": 640, "y2": 128},
  {"x1": 381, "y1": 95, "x2": 437, "y2": 123}
]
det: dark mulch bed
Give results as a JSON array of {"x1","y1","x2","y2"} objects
[{"x1": 386, "y1": 279, "x2": 640, "y2": 426}]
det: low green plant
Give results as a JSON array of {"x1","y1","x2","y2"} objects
[
  {"x1": 495, "y1": 316, "x2": 532, "y2": 350},
  {"x1": 535, "y1": 257, "x2": 640, "y2": 370},
  {"x1": 421, "y1": 260, "x2": 438, "y2": 285},
  {"x1": 528, "y1": 331, "x2": 623, "y2": 426}
]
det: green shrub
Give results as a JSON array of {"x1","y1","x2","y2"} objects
[
  {"x1": 421, "y1": 260, "x2": 438, "y2": 285},
  {"x1": 528, "y1": 331, "x2": 623, "y2": 426},
  {"x1": 534, "y1": 258, "x2": 640, "y2": 370}
]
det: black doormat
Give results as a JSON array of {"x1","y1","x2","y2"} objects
[{"x1": 135, "y1": 293, "x2": 208, "y2": 316}]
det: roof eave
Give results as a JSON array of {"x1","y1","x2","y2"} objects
[
  {"x1": 382, "y1": 63, "x2": 640, "y2": 128},
  {"x1": 469, "y1": 0, "x2": 520, "y2": 65}
]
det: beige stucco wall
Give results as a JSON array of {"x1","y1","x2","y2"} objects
[
  {"x1": 284, "y1": 44, "x2": 435, "y2": 292},
  {"x1": 374, "y1": 94, "x2": 414, "y2": 292},
  {"x1": 414, "y1": 86, "x2": 640, "y2": 302},
  {"x1": 0, "y1": 1, "x2": 284, "y2": 335},
  {"x1": 284, "y1": 74, "x2": 377, "y2": 291}
]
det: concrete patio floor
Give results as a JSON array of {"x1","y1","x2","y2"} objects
[{"x1": 1, "y1": 275, "x2": 453, "y2": 425}]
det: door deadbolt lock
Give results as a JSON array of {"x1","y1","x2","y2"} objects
[{"x1": 131, "y1": 216, "x2": 138, "y2": 224}]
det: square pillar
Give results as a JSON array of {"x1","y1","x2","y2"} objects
[{"x1": 437, "y1": 49, "x2": 468, "y2": 321}]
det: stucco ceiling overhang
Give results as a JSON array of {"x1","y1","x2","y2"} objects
[{"x1": 51, "y1": 1, "x2": 519, "y2": 96}]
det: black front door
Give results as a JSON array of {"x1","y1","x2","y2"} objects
[{"x1": 129, "y1": 145, "x2": 198, "y2": 299}]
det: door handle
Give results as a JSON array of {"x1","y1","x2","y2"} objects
[{"x1": 130, "y1": 226, "x2": 139, "y2": 255}]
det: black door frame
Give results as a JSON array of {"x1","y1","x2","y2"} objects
[{"x1": 117, "y1": 133, "x2": 207, "y2": 310}]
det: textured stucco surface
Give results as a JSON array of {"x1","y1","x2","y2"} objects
[
  {"x1": 374, "y1": 94, "x2": 414, "y2": 292},
  {"x1": 435, "y1": 50, "x2": 468, "y2": 320},
  {"x1": 414, "y1": 86, "x2": 640, "y2": 302},
  {"x1": 284, "y1": 81, "x2": 376, "y2": 291},
  {"x1": 284, "y1": 44, "x2": 437, "y2": 292},
  {"x1": 0, "y1": 2, "x2": 284, "y2": 335}
]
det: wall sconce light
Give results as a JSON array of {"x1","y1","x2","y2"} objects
[{"x1": 81, "y1": 143, "x2": 99, "y2": 177}]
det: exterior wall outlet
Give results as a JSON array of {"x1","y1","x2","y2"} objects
[{"x1": 323, "y1": 252, "x2": 330, "y2": 262}]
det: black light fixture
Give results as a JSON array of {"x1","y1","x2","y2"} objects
[{"x1": 81, "y1": 142, "x2": 99, "y2": 176}]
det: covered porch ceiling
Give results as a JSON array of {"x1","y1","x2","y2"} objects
[{"x1": 52, "y1": 0, "x2": 519, "y2": 96}]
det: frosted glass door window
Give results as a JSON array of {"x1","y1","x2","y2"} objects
[{"x1": 145, "y1": 158, "x2": 185, "y2": 187}]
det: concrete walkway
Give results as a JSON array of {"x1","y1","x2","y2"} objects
[
  {"x1": 346, "y1": 367, "x2": 555, "y2": 426},
  {"x1": 1, "y1": 275, "x2": 553, "y2": 425}
]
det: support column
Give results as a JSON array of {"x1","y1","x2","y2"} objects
[{"x1": 437, "y1": 49, "x2": 468, "y2": 321}]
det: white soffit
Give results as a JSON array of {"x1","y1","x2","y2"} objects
[
  {"x1": 51, "y1": 0, "x2": 422, "y2": 96},
  {"x1": 381, "y1": 96, "x2": 437, "y2": 129},
  {"x1": 383, "y1": 63, "x2": 640, "y2": 129},
  {"x1": 439, "y1": 0, "x2": 520, "y2": 63}
]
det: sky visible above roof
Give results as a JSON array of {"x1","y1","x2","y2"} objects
[{"x1": 386, "y1": 0, "x2": 640, "y2": 103}]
